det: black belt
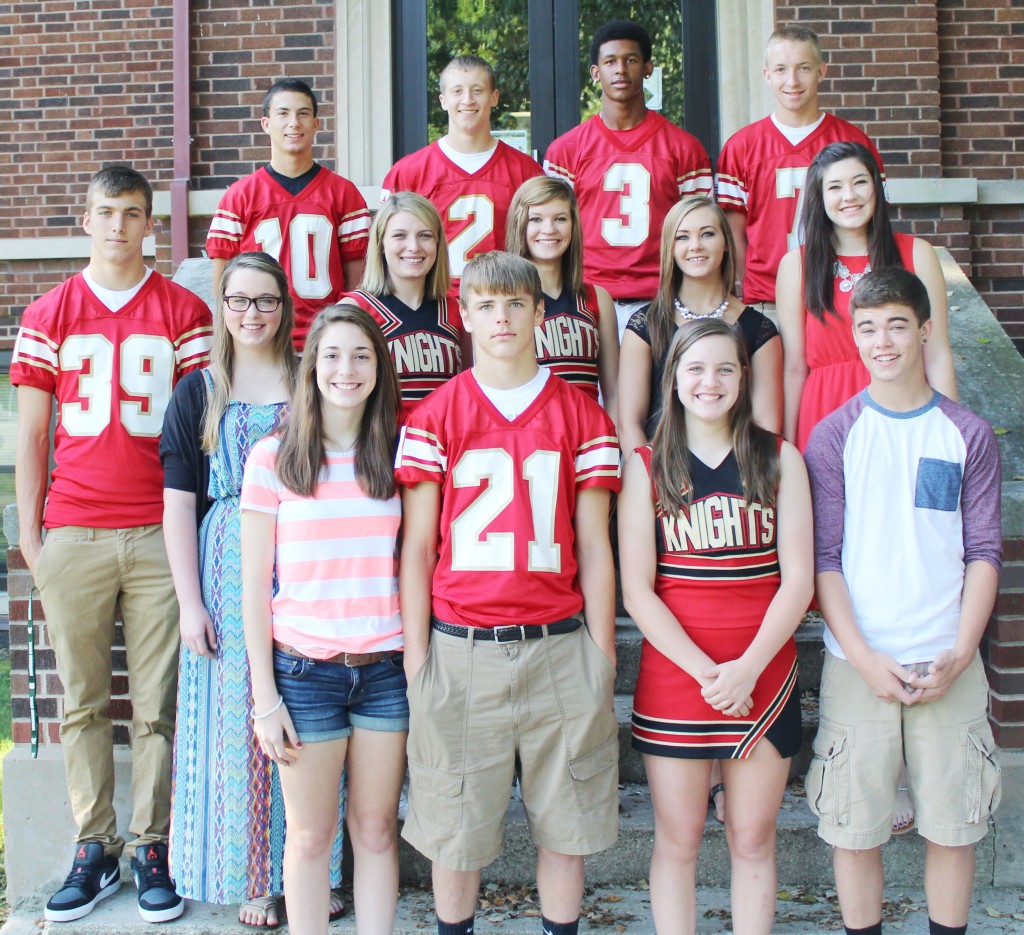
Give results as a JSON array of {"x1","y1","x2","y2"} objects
[{"x1": 430, "y1": 616, "x2": 582, "y2": 643}]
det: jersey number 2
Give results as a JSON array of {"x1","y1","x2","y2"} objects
[
  {"x1": 447, "y1": 195, "x2": 495, "y2": 277},
  {"x1": 450, "y1": 449, "x2": 562, "y2": 572}
]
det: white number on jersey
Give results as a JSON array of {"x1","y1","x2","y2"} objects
[
  {"x1": 775, "y1": 166, "x2": 809, "y2": 251},
  {"x1": 447, "y1": 195, "x2": 495, "y2": 277},
  {"x1": 601, "y1": 163, "x2": 652, "y2": 247},
  {"x1": 255, "y1": 214, "x2": 334, "y2": 300},
  {"x1": 451, "y1": 448, "x2": 562, "y2": 572},
  {"x1": 59, "y1": 334, "x2": 175, "y2": 438}
]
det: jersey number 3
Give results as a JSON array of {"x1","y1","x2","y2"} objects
[
  {"x1": 602, "y1": 163, "x2": 652, "y2": 247},
  {"x1": 451, "y1": 449, "x2": 562, "y2": 573}
]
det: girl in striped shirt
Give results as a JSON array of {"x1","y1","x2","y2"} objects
[{"x1": 241, "y1": 304, "x2": 406, "y2": 935}]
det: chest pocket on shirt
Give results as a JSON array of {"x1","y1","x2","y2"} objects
[{"x1": 915, "y1": 457, "x2": 962, "y2": 512}]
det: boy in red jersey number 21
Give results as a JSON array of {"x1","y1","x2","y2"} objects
[{"x1": 396, "y1": 252, "x2": 621, "y2": 935}]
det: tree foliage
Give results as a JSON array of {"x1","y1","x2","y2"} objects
[{"x1": 425, "y1": 1, "x2": 687, "y2": 145}]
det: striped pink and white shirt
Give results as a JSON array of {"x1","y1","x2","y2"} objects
[{"x1": 241, "y1": 436, "x2": 402, "y2": 658}]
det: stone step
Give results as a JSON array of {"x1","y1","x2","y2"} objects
[
  {"x1": 614, "y1": 693, "x2": 819, "y2": 784},
  {"x1": 613, "y1": 615, "x2": 826, "y2": 697}
]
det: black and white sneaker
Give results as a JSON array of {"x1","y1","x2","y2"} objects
[
  {"x1": 44, "y1": 841, "x2": 121, "y2": 922},
  {"x1": 130, "y1": 843, "x2": 184, "y2": 923}
]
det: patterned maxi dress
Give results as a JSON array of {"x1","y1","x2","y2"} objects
[{"x1": 168, "y1": 386, "x2": 344, "y2": 902}]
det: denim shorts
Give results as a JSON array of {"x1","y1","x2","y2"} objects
[{"x1": 273, "y1": 648, "x2": 409, "y2": 743}]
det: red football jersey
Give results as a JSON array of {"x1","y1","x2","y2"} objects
[
  {"x1": 380, "y1": 141, "x2": 543, "y2": 279},
  {"x1": 395, "y1": 370, "x2": 621, "y2": 628},
  {"x1": 206, "y1": 166, "x2": 370, "y2": 348},
  {"x1": 716, "y1": 114, "x2": 885, "y2": 303},
  {"x1": 543, "y1": 112, "x2": 713, "y2": 300},
  {"x1": 11, "y1": 273, "x2": 213, "y2": 528},
  {"x1": 535, "y1": 283, "x2": 601, "y2": 401},
  {"x1": 343, "y1": 290, "x2": 464, "y2": 409}
]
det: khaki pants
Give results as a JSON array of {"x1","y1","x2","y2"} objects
[{"x1": 34, "y1": 524, "x2": 179, "y2": 855}]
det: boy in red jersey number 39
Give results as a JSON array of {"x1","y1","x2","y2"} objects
[
  {"x1": 13, "y1": 167, "x2": 212, "y2": 924},
  {"x1": 396, "y1": 252, "x2": 620, "y2": 935}
]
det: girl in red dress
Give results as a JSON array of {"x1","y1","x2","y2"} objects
[
  {"x1": 776, "y1": 141, "x2": 956, "y2": 451},
  {"x1": 620, "y1": 318, "x2": 813, "y2": 935}
]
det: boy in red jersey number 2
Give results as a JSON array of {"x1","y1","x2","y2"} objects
[{"x1": 396, "y1": 252, "x2": 621, "y2": 935}]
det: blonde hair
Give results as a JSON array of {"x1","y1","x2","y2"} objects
[
  {"x1": 360, "y1": 192, "x2": 451, "y2": 301},
  {"x1": 202, "y1": 252, "x2": 297, "y2": 453},
  {"x1": 505, "y1": 177, "x2": 583, "y2": 295},
  {"x1": 647, "y1": 196, "x2": 737, "y2": 362},
  {"x1": 460, "y1": 251, "x2": 542, "y2": 307}
]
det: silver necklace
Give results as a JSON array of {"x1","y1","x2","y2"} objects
[
  {"x1": 673, "y1": 291, "x2": 730, "y2": 320},
  {"x1": 834, "y1": 258, "x2": 871, "y2": 294}
]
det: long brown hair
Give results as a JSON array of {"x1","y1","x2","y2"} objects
[
  {"x1": 505, "y1": 176, "x2": 584, "y2": 295},
  {"x1": 800, "y1": 141, "x2": 901, "y2": 322},
  {"x1": 275, "y1": 304, "x2": 399, "y2": 500},
  {"x1": 647, "y1": 196, "x2": 737, "y2": 363},
  {"x1": 650, "y1": 319, "x2": 779, "y2": 515},
  {"x1": 202, "y1": 252, "x2": 297, "y2": 453}
]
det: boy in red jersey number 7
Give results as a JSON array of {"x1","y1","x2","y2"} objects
[{"x1": 395, "y1": 252, "x2": 620, "y2": 935}]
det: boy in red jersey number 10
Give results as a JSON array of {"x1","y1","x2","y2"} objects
[{"x1": 395, "y1": 252, "x2": 621, "y2": 935}]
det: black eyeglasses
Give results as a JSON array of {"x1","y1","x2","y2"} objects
[{"x1": 224, "y1": 294, "x2": 283, "y2": 313}]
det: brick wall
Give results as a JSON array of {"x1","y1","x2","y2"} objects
[
  {"x1": 985, "y1": 537, "x2": 1024, "y2": 749},
  {"x1": 0, "y1": 0, "x2": 336, "y2": 350},
  {"x1": 938, "y1": 1, "x2": 1024, "y2": 351}
]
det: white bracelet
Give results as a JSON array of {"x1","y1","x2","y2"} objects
[{"x1": 251, "y1": 695, "x2": 284, "y2": 720}]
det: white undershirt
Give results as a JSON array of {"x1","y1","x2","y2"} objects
[
  {"x1": 438, "y1": 137, "x2": 498, "y2": 175},
  {"x1": 474, "y1": 366, "x2": 549, "y2": 421},
  {"x1": 771, "y1": 112, "x2": 826, "y2": 146},
  {"x1": 82, "y1": 266, "x2": 153, "y2": 312}
]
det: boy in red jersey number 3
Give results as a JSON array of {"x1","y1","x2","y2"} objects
[{"x1": 396, "y1": 252, "x2": 620, "y2": 935}]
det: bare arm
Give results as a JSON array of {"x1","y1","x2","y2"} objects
[
  {"x1": 242, "y1": 507, "x2": 299, "y2": 763},
  {"x1": 617, "y1": 330, "x2": 653, "y2": 457},
  {"x1": 399, "y1": 482, "x2": 441, "y2": 681},
  {"x1": 726, "y1": 210, "x2": 748, "y2": 298},
  {"x1": 15, "y1": 386, "x2": 53, "y2": 574},
  {"x1": 573, "y1": 486, "x2": 615, "y2": 666},
  {"x1": 776, "y1": 249, "x2": 808, "y2": 444},
  {"x1": 594, "y1": 285, "x2": 620, "y2": 427},
  {"x1": 914, "y1": 238, "x2": 957, "y2": 401},
  {"x1": 618, "y1": 452, "x2": 724, "y2": 691},
  {"x1": 342, "y1": 257, "x2": 366, "y2": 292},
  {"x1": 211, "y1": 258, "x2": 227, "y2": 299},
  {"x1": 163, "y1": 489, "x2": 217, "y2": 657},
  {"x1": 701, "y1": 442, "x2": 813, "y2": 713},
  {"x1": 750, "y1": 335, "x2": 783, "y2": 434}
]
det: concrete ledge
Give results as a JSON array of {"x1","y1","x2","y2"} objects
[{"x1": 2, "y1": 746, "x2": 134, "y2": 904}]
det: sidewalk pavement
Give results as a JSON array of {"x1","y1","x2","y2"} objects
[{"x1": 3, "y1": 882, "x2": 1023, "y2": 933}]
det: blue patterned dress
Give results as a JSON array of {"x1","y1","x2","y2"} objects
[{"x1": 169, "y1": 387, "x2": 344, "y2": 902}]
